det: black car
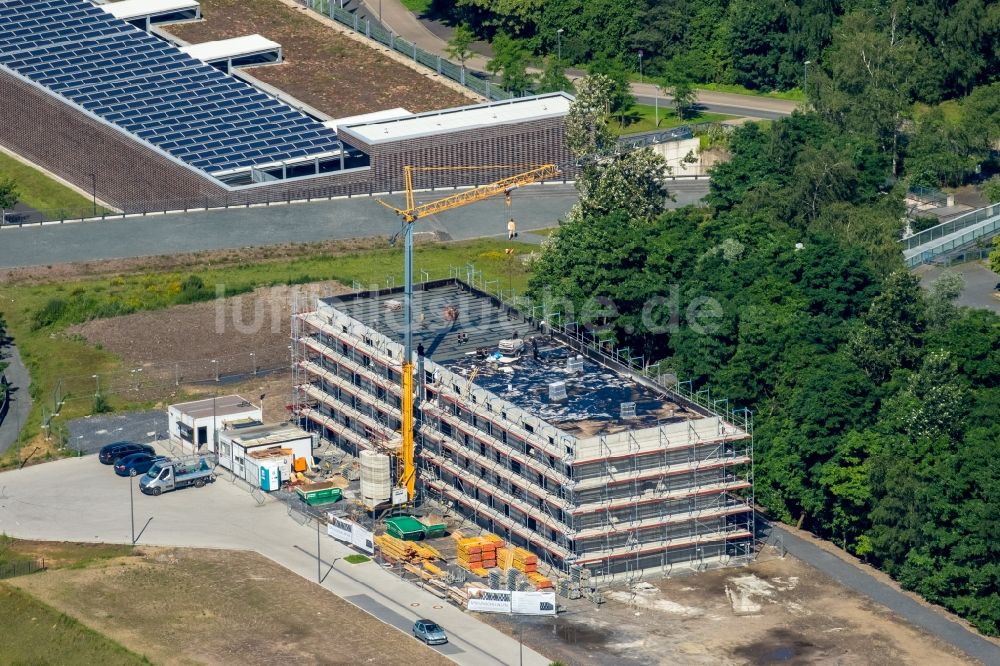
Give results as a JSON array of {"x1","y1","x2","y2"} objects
[
  {"x1": 114, "y1": 452, "x2": 167, "y2": 477},
  {"x1": 98, "y1": 441, "x2": 155, "y2": 465}
]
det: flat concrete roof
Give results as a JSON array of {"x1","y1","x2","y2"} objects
[
  {"x1": 323, "y1": 108, "x2": 412, "y2": 132},
  {"x1": 102, "y1": 0, "x2": 199, "y2": 20},
  {"x1": 222, "y1": 422, "x2": 311, "y2": 448},
  {"x1": 338, "y1": 93, "x2": 573, "y2": 145},
  {"x1": 179, "y1": 34, "x2": 280, "y2": 63},
  {"x1": 170, "y1": 395, "x2": 260, "y2": 420},
  {"x1": 321, "y1": 282, "x2": 686, "y2": 436}
]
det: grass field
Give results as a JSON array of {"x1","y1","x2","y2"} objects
[
  {"x1": 1, "y1": 238, "x2": 538, "y2": 464},
  {"x1": 0, "y1": 151, "x2": 112, "y2": 218},
  {"x1": 11, "y1": 546, "x2": 451, "y2": 665},
  {"x1": 696, "y1": 82, "x2": 806, "y2": 101},
  {"x1": 0, "y1": 584, "x2": 150, "y2": 665},
  {"x1": 400, "y1": 0, "x2": 432, "y2": 11},
  {"x1": 614, "y1": 104, "x2": 736, "y2": 135}
]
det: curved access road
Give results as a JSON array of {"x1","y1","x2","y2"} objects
[
  {"x1": 770, "y1": 524, "x2": 1000, "y2": 665},
  {"x1": 354, "y1": 0, "x2": 799, "y2": 120}
]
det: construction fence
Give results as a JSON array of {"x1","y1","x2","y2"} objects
[{"x1": 297, "y1": 0, "x2": 513, "y2": 102}]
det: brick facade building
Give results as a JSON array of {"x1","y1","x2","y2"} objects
[{"x1": 0, "y1": 65, "x2": 573, "y2": 213}]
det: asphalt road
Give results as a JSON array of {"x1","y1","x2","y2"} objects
[
  {"x1": 0, "y1": 343, "x2": 31, "y2": 455},
  {"x1": 65, "y1": 410, "x2": 167, "y2": 455},
  {"x1": 771, "y1": 525, "x2": 1000, "y2": 665},
  {"x1": 0, "y1": 454, "x2": 550, "y2": 666},
  {"x1": 634, "y1": 95, "x2": 790, "y2": 121},
  {"x1": 0, "y1": 181, "x2": 710, "y2": 268},
  {"x1": 915, "y1": 261, "x2": 1000, "y2": 315}
]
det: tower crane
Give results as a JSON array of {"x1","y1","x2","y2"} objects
[{"x1": 378, "y1": 163, "x2": 560, "y2": 502}]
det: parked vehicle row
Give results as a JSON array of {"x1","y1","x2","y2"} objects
[{"x1": 98, "y1": 441, "x2": 216, "y2": 495}]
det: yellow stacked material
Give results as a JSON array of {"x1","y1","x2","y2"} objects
[
  {"x1": 456, "y1": 535, "x2": 504, "y2": 574},
  {"x1": 482, "y1": 533, "x2": 505, "y2": 546},
  {"x1": 496, "y1": 547, "x2": 515, "y2": 571},
  {"x1": 527, "y1": 572, "x2": 553, "y2": 589},
  {"x1": 450, "y1": 530, "x2": 466, "y2": 542},
  {"x1": 375, "y1": 534, "x2": 444, "y2": 573},
  {"x1": 511, "y1": 547, "x2": 538, "y2": 573},
  {"x1": 423, "y1": 561, "x2": 445, "y2": 576}
]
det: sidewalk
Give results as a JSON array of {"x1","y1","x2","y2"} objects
[{"x1": 0, "y1": 342, "x2": 31, "y2": 455}]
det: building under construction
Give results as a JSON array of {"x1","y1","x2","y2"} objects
[{"x1": 292, "y1": 279, "x2": 754, "y2": 580}]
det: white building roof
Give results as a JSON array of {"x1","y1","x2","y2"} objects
[
  {"x1": 222, "y1": 422, "x2": 312, "y2": 448},
  {"x1": 170, "y1": 394, "x2": 260, "y2": 420},
  {"x1": 339, "y1": 93, "x2": 573, "y2": 145},
  {"x1": 179, "y1": 34, "x2": 281, "y2": 63},
  {"x1": 101, "y1": 0, "x2": 200, "y2": 21},
  {"x1": 323, "y1": 108, "x2": 413, "y2": 132}
]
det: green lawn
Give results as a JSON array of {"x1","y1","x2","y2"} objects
[
  {"x1": 613, "y1": 104, "x2": 736, "y2": 136},
  {"x1": 0, "y1": 584, "x2": 150, "y2": 665},
  {"x1": 2, "y1": 239, "x2": 540, "y2": 460},
  {"x1": 400, "y1": 0, "x2": 431, "y2": 12},
  {"x1": 0, "y1": 151, "x2": 113, "y2": 218},
  {"x1": 695, "y1": 82, "x2": 806, "y2": 102}
]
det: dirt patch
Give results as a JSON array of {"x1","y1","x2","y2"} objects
[
  {"x1": 485, "y1": 548, "x2": 973, "y2": 666},
  {"x1": 67, "y1": 281, "x2": 347, "y2": 394},
  {"x1": 165, "y1": 0, "x2": 473, "y2": 117},
  {"x1": 12, "y1": 546, "x2": 450, "y2": 666}
]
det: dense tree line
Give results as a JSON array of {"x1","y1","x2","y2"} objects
[
  {"x1": 528, "y1": 104, "x2": 1000, "y2": 634},
  {"x1": 430, "y1": 0, "x2": 1000, "y2": 101}
]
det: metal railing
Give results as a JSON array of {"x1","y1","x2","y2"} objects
[
  {"x1": 0, "y1": 558, "x2": 45, "y2": 579},
  {"x1": 902, "y1": 203, "x2": 1000, "y2": 267},
  {"x1": 908, "y1": 185, "x2": 948, "y2": 207},
  {"x1": 300, "y1": 0, "x2": 512, "y2": 101},
  {"x1": 902, "y1": 203, "x2": 1000, "y2": 250}
]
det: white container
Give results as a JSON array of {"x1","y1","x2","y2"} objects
[{"x1": 360, "y1": 450, "x2": 391, "y2": 509}]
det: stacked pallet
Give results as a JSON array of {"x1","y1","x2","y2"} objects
[
  {"x1": 374, "y1": 533, "x2": 443, "y2": 567},
  {"x1": 455, "y1": 535, "x2": 499, "y2": 577}
]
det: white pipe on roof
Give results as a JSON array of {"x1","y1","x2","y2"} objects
[
  {"x1": 179, "y1": 34, "x2": 281, "y2": 63},
  {"x1": 323, "y1": 108, "x2": 413, "y2": 131}
]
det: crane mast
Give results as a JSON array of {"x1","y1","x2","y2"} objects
[{"x1": 380, "y1": 163, "x2": 560, "y2": 503}]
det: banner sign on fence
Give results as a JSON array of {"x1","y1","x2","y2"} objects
[
  {"x1": 327, "y1": 515, "x2": 374, "y2": 554},
  {"x1": 466, "y1": 588, "x2": 557, "y2": 616}
]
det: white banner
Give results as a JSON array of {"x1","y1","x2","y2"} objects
[
  {"x1": 327, "y1": 516, "x2": 352, "y2": 543},
  {"x1": 511, "y1": 591, "x2": 557, "y2": 616},
  {"x1": 350, "y1": 523, "x2": 374, "y2": 554},
  {"x1": 327, "y1": 515, "x2": 374, "y2": 555},
  {"x1": 466, "y1": 588, "x2": 512, "y2": 614},
  {"x1": 466, "y1": 589, "x2": 557, "y2": 616}
]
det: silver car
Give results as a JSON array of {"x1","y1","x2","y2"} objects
[{"x1": 412, "y1": 619, "x2": 448, "y2": 645}]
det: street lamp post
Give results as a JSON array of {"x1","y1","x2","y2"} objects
[
  {"x1": 92, "y1": 373, "x2": 100, "y2": 396},
  {"x1": 250, "y1": 352, "x2": 257, "y2": 377},
  {"x1": 654, "y1": 84, "x2": 659, "y2": 128},
  {"x1": 129, "y1": 469, "x2": 136, "y2": 544},
  {"x1": 804, "y1": 60, "x2": 811, "y2": 97},
  {"x1": 638, "y1": 50, "x2": 644, "y2": 85},
  {"x1": 556, "y1": 28, "x2": 563, "y2": 61}
]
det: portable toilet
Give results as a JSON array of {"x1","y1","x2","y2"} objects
[{"x1": 258, "y1": 459, "x2": 283, "y2": 491}]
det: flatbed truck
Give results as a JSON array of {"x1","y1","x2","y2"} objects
[{"x1": 139, "y1": 454, "x2": 216, "y2": 496}]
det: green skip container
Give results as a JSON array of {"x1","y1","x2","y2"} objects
[
  {"x1": 296, "y1": 482, "x2": 343, "y2": 506},
  {"x1": 384, "y1": 516, "x2": 428, "y2": 541}
]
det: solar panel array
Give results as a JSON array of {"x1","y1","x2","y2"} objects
[{"x1": 0, "y1": 0, "x2": 342, "y2": 174}]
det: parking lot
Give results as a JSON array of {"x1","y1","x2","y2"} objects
[
  {"x1": 0, "y1": 452, "x2": 549, "y2": 666},
  {"x1": 65, "y1": 411, "x2": 166, "y2": 455}
]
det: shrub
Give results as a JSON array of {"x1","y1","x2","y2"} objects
[{"x1": 31, "y1": 298, "x2": 67, "y2": 330}]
